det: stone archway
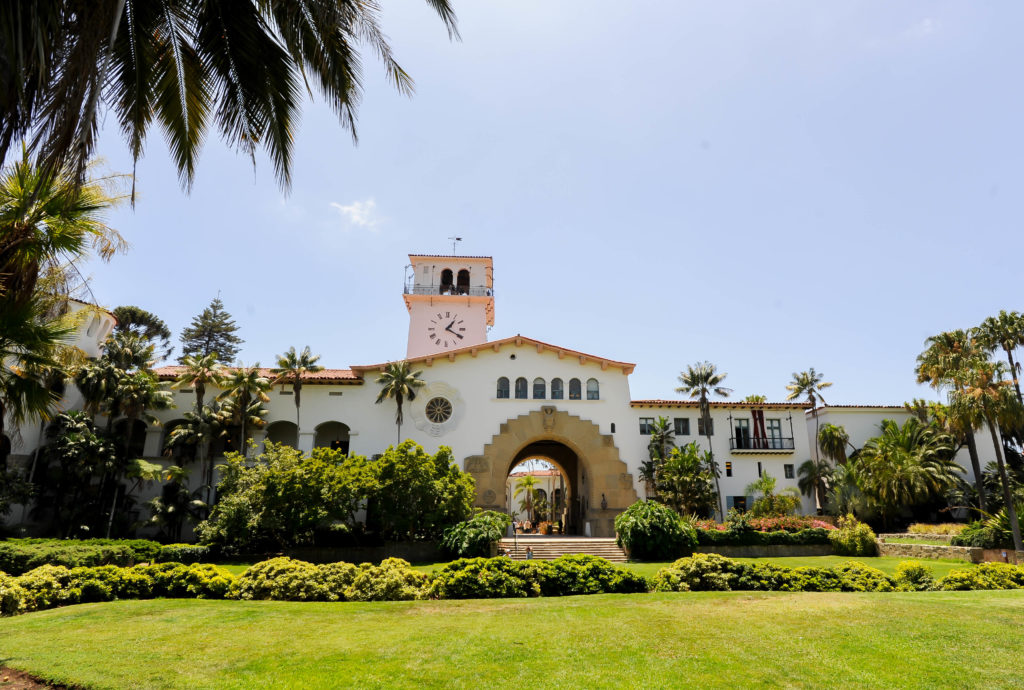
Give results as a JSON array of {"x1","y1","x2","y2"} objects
[{"x1": 464, "y1": 406, "x2": 638, "y2": 537}]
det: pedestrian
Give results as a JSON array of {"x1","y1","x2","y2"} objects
[{"x1": 525, "y1": 546, "x2": 534, "y2": 560}]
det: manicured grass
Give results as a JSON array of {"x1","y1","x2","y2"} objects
[{"x1": 3, "y1": 592, "x2": 1023, "y2": 688}]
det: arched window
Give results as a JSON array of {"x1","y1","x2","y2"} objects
[
  {"x1": 551, "y1": 378, "x2": 564, "y2": 400},
  {"x1": 514, "y1": 377, "x2": 528, "y2": 399},
  {"x1": 456, "y1": 269, "x2": 470, "y2": 295},
  {"x1": 439, "y1": 268, "x2": 454, "y2": 294},
  {"x1": 533, "y1": 377, "x2": 546, "y2": 399},
  {"x1": 497, "y1": 377, "x2": 510, "y2": 399},
  {"x1": 587, "y1": 378, "x2": 600, "y2": 400},
  {"x1": 569, "y1": 378, "x2": 581, "y2": 400}
]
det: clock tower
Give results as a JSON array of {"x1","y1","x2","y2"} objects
[{"x1": 404, "y1": 254, "x2": 494, "y2": 358}]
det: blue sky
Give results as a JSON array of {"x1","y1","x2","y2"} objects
[{"x1": 83, "y1": 2, "x2": 1022, "y2": 404}]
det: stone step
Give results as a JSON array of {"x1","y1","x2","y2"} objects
[{"x1": 498, "y1": 538, "x2": 627, "y2": 562}]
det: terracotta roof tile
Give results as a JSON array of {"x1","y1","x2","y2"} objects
[
  {"x1": 630, "y1": 399, "x2": 811, "y2": 409},
  {"x1": 154, "y1": 366, "x2": 362, "y2": 384}
]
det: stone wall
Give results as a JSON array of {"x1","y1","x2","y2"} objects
[
  {"x1": 877, "y1": 541, "x2": 980, "y2": 562},
  {"x1": 696, "y1": 544, "x2": 834, "y2": 558}
]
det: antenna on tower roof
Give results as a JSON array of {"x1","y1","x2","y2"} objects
[{"x1": 448, "y1": 236, "x2": 463, "y2": 254}]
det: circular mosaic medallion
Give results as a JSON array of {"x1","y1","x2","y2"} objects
[{"x1": 425, "y1": 397, "x2": 453, "y2": 424}]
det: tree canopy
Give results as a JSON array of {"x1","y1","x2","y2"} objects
[{"x1": 178, "y1": 297, "x2": 243, "y2": 364}]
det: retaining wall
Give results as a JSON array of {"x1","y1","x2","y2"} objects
[{"x1": 877, "y1": 541, "x2": 980, "y2": 562}]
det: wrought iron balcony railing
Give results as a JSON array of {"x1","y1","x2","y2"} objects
[
  {"x1": 729, "y1": 436, "x2": 795, "y2": 451},
  {"x1": 404, "y1": 283, "x2": 493, "y2": 297}
]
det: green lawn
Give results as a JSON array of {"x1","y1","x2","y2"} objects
[{"x1": 2, "y1": 592, "x2": 1023, "y2": 689}]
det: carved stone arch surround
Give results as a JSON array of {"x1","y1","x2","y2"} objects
[{"x1": 466, "y1": 406, "x2": 638, "y2": 537}]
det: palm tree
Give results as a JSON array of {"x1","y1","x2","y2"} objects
[
  {"x1": 513, "y1": 474, "x2": 539, "y2": 523},
  {"x1": 786, "y1": 368, "x2": 832, "y2": 464},
  {"x1": 647, "y1": 416, "x2": 676, "y2": 463},
  {"x1": 797, "y1": 457, "x2": 834, "y2": 513},
  {"x1": 2, "y1": 0, "x2": 459, "y2": 194},
  {"x1": 916, "y1": 330, "x2": 989, "y2": 509},
  {"x1": 676, "y1": 361, "x2": 732, "y2": 519},
  {"x1": 0, "y1": 296, "x2": 73, "y2": 466},
  {"x1": 0, "y1": 151, "x2": 127, "y2": 308},
  {"x1": 374, "y1": 361, "x2": 425, "y2": 445},
  {"x1": 173, "y1": 352, "x2": 224, "y2": 414},
  {"x1": 272, "y1": 347, "x2": 324, "y2": 432},
  {"x1": 955, "y1": 362, "x2": 1024, "y2": 551},
  {"x1": 855, "y1": 418, "x2": 962, "y2": 528},
  {"x1": 974, "y1": 310, "x2": 1024, "y2": 404},
  {"x1": 817, "y1": 423, "x2": 852, "y2": 465},
  {"x1": 743, "y1": 394, "x2": 767, "y2": 403},
  {"x1": 216, "y1": 364, "x2": 271, "y2": 456}
]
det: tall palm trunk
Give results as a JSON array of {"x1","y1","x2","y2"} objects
[
  {"x1": 701, "y1": 396, "x2": 724, "y2": 520},
  {"x1": 813, "y1": 409, "x2": 821, "y2": 464},
  {"x1": 1005, "y1": 348, "x2": 1023, "y2": 405},
  {"x1": 987, "y1": 418, "x2": 1023, "y2": 551},
  {"x1": 964, "y1": 432, "x2": 987, "y2": 510}
]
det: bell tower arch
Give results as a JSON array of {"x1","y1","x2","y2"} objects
[{"x1": 404, "y1": 254, "x2": 494, "y2": 358}]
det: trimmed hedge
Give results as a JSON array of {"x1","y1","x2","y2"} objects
[
  {"x1": 614, "y1": 501, "x2": 698, "y2": 561},
  {"x1": 0, "y1": 539, "x2": 163, "y2": 575},
  {"x1": 2, "y1": 554, "x2": 1023, "y2": 617},
  {"x1": 696, "y1": 528, "x2": 832, "y2": 547}
]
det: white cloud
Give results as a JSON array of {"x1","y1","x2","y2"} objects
[
  {"x1": 907, "y1": 17, "x2": 938, "y2": 39},
  {"x1": 330, "y1": 198, "x2": 381, "y2": 229}
]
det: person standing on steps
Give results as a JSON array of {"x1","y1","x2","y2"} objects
[{"x1": 525, "y1": 546, "x2": 534, "y2": 560}]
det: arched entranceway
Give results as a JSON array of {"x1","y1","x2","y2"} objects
[
  {"x1": 506, "y1": 450, "x2": 578, "y2": 533},
  {"x1": 464, "y1": 406, "x2": 638, "y2": 537}
]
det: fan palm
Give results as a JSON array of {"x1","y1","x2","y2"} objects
[
  {"x1": 974, "y1": 310, "x2": 1024, "y2": 404},
  {"x1": 916, "y1": 330, "x2": 989, "y2": 509},
  {"x1": 0, "y1": 150, "x2": 127, "y2": 308},
  {"x1": 817, "y1": 423, "x2": 852, "y2": 464},
  {"x1": 797, "y1": 457, "x2": 834, "y2": 513},
  {"x1": 855, "y1": 418, "x2": 962, "y2": 527},
  {"x1": 786, "y1": 368, "x2": 832, "y2": 464},
  {"x1": 647, "y1": 415, "x2": 676, "y2": 463},
  {"x1": 272, "y1": 346, "x2": 323, "y2": 431},
  {"x1": 0, "y1": 0, "x2": 458, "y2": 194},
  {"x1": 676, "y1": 361, "x2": 731, "y2": 519},
  {"x1": 216, "y1": 363, "x2": 271, "y2": 456},
  {"x1": 173, "y1": 352, "x2": 224, "y2": 413},
  {"x1": 954, "y1": 362, "x2": 1024, "y2": 551},
  {"x1": 513, "y1": 474, "x2": 539, "y2": 523},
  {"x1": 374, "y1": 361, "x2": 425, "y2": 445}
]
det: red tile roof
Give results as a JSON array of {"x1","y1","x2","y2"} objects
[
  {"x1": 631, "y1": 400, "x2": 811, "y2": 409},
  {"x1": 352, "y1": 334, "x2": 636, "y2": 374},
  {"x1": 409, "y1": 254, "x2": 493, "y2": 259},
  {"x1": 154, "y1": 366, "x2": 362, "y2": 384}
]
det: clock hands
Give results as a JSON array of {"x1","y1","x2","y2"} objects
[{"x1": 444, "y1": 321, "x2": 464, "y2": 340}]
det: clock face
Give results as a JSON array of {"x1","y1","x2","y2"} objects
[{"x1": 426, "y1": 311, "x2": 467, "y2": 349}]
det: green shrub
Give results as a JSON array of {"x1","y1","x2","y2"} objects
[
  {"x1": 829, "y1": 515, "x2": 878, "y2": 556},
  {"x1": 907, "y1": 523, "x2": 964, "y2": 535},
  {"x1": 696, "y1": 528, "x2": 832, "y2": 547},
  {"x1": 230, "y1": 557, "x2": 357, "y2": 602},
  {"x1": 142, "y1": 563, "x2": 235, "y2": 599},
  {"x1": 534, "y1": 555, "x2": 649, "y2": 596},
  {"x1": 894, "y1": 561, "x2": 935, "y2": 592},
  {"x1": 0, "y1": 573, "x2": 29, "y2": 615},
  {"x1": 440, "y1": 510, "x2": 512, "y2": 559},
  {"x1": 735, "y1": 563, "x2": 843, "y2": 592},
  {"x1": 428, "y1": 557, "x2": 540, "y2": 599},
  {"x1": 614, "y1": 501, "x2": 698, "y2": 561},
  {"x1": 831, "y1": 562, "x2": 894, "y2": 592},
  {"x1": 934, "y1": 563, "x2": 1024, "y2": 591},
  {"x1": 14, "y1": 565, "x2": 83, "y2": 610},
  {"x1": 651, "y1": 553, "x2": 745, "y2": 592},
  {"x1": 951, "y1": 521, "x2": 1002, "y2": 548},
  {"x1": 156, "y1": 544, "x2": 212, "y2": 564},
  {"x1": 0, "y1": 538, "x2": 162, "y2": 575},
  {"x1": 344, "y1": 558, "x2": 430, "y2": 602}
]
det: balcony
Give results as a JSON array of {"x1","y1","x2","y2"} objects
[
  {"x1": 729, "y1": 436, "x2": 795, "y2": 453},
  {"x1": 404, "y1": 283, "x2": 493, "y2": 297}
]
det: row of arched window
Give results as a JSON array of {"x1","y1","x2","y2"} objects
[{"x1": 496, "y1": 377, "x2": 599, "y2": 401}]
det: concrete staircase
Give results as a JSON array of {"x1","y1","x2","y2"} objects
[{"x1": 498, "y1": 537, "x2": 627, "y2": 563}]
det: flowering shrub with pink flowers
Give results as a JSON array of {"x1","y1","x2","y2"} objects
[{"x1": 692, "y1": 516, "x2": 834, "y2": 533}]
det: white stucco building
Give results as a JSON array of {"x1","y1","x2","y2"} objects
[{"x1": 4, "y1": 254, "x2": 997, "y2": 536}]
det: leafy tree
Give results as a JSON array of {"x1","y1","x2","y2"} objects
[
  {"x1": 743, "y1": 394, "x2": 767, "y2": 403},
  {"x1": 676, "y1": 361, "x2": 731, "y2": 519},
  {"x1": 655, "y1": 442, "x2": 717, "y2": 517},
  {"x1": 2, "y1": 0, "x2": 459, "y2": 193},
  {"x1": 954, "y1": 362, "x2": 1024, "y2": 551},
  {"x1": 513, "y1": 474, "x2": 539, "y2": 522},
  {"x1": 374, "y1": 361, "x2": 425, "y2": 445},
  {"x1": 178, "y1": 298, "x2": 243, "y2": 364},
  {"x1": 197, "y1": 443, "x2": 371, "y2": 552},
  {"x1": 745, "y1": 472, "x2": 801, "y2": 518},
  {"x1": 916, "y1": 329, "x2": 989, "y2": 509},
  {"x1": 974, "y1": 310, "x2": 1024, "y2": 404},
  {"x1": 272, "y1": 346, "x2": 323, "y2": 431},
  {"x1": 614, "y1": 500, "x2": 698, "y2": 561},
  {"x1": 366, "y1": 441, "x2": 475, "y2": 541},
  {"x1": 854, "y1": 418, "x2": 962, "y2": 527},
  {"x1": 112, "y1": 305, "x2": 172, "y2": 362},
  {"x1": 440, "y1": 510, "x2": 512, "y2": 559},
  {"x1": 0, "y1": 151, "x2": 126, "y2": 309},
  {"x1": 786, "y1": 368, "x2": 832, "y2": 465},
  {"x1": 143, "y1": 465, "x2": 206, "y2": 543},
  {"x1": 216, "y1": 364, "x2": 271, "y2": 457}
]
